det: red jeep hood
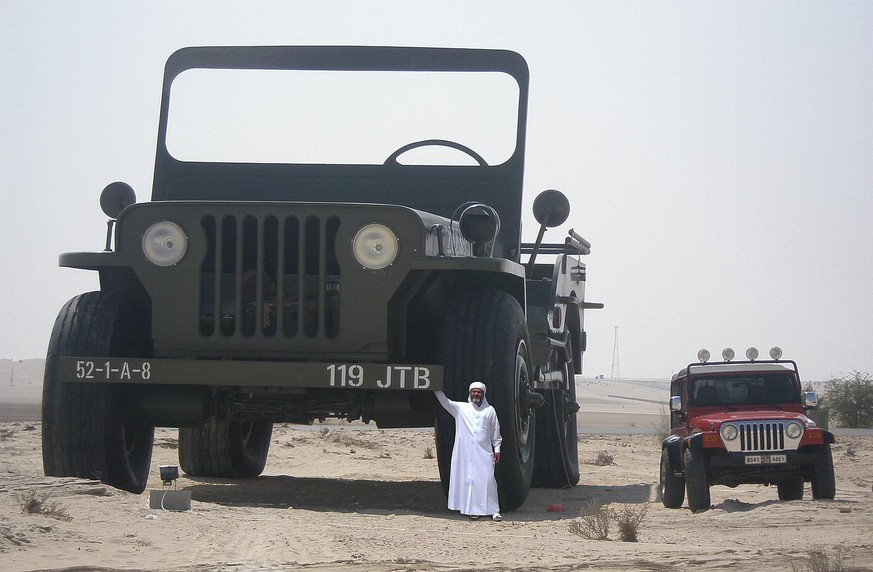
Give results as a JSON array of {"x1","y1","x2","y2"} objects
[{"x1": 693, "y1": 409, "x2": 808, "y2": 426}]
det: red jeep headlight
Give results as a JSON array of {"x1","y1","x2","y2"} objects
[{"x1": 785, "y1": 422, "x2": 803, "y2": 439}]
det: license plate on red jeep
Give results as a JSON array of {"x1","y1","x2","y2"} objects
[{"x1": 744, "y1": 454, "x2": 787, "y2": 465}]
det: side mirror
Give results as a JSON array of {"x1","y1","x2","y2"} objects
[
  {"x1": 803, "y1": 391, "x2": 818, "y2": 409},
  {"x1": 532, "y1": 189, "x2": 570, "y2": 228},
  {"x1": 100, "y1": 181, "x2": 136, "y2": 218},
  {"x1": 670, "y1": 395, "x2": 682, "y2": 412},
  {"x1": 526, "y1": 189, "x2": 570, "y2": 274}
]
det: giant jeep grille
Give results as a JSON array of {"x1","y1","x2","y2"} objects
[{"x1": 198, "y1": 213, "x2": 341, "y2": 339}]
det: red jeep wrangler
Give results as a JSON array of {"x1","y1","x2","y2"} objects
[{"x1": 660, "y1": 347, "x2": 836, "y2": 512}]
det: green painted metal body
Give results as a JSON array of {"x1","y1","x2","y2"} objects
[{"x1": 54, "y1": 46, "x2": 593, "y2": 429}]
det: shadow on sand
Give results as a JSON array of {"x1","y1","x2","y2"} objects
[{"x1": 182, "y1": 474, "x2": 656, "y2": 521}]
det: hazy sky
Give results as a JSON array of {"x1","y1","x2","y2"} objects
[{"x1": 2, "y1": 2, "x2": 872, "y2": 381}]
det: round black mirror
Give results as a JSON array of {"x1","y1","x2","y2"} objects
[
  {"x1": 100, "y1": 181, "x2": 136, "y2": 218},
  {"x1": 532, "y1": 189, "x2": 570, "y2": 228}
]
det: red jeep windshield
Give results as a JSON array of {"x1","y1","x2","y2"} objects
[{"x1": 690, "y1": 374, "x2": 800, "y2": 407}]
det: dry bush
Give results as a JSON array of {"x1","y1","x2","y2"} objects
[
  {"x1": 569, "y1": 502, "x2": 649, "y2": 542},
  {"x1": 320, "y1": 429, "x2": 380, "y2": 450},
  {"x1": 569, "y1": 500, "x2": 611, "y2": 540},
  {"x1": 657, "y1": 406, "x2": 672, "y2": 442},
  {"x1": 423, "y1": 446, "x2": 434, "y2": 459},
  {"x1": 613, "y1": 504, "x2": 648, "y2": 542},
  {"x1": 0, "y1": 428, "x2": 14, "y2": 441},
  {"x1": 590, "y1": 451, "x2": 615, "y2": 466},
  {"x1": 791, "y1": 545, "x2": 853, "y2": 572},
  {"x1": 16, "y1": 490, "x2": 72, "y2": 522}
]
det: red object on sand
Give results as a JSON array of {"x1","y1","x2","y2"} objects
[{"x1": 547, "y1": 503, "x2": 565, "y2": 512}]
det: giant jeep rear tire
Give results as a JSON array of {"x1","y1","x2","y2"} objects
[
  {"x1": 179, "y1": 419, "x2": 273, "y2": 478},
  {"x1": 532, "y1": 340, "x2": 579, "y2": 488},
  {"x1": 435, "y1": 288, "x2": 536, "y2": 512},
  {"x1": 42, "y1": 292, "x2": 155, "y2": 493}
]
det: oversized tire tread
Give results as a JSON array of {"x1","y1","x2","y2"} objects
[
  {"x1": 179, "y1": 419, "x2": 273, "y2": 478},
  {"x1": 436, "y1": 288, "x2": 535, "y2": 512},
  {"x1": 532, "y1": 339, "x2": 579, "y2": 488},
  {"x1": 42, "y1": 291, "x2": 154, "y2": 493}
]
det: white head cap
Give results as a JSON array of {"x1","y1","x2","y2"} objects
[{"x1": 468, "y1": 381, "x2": 486, "y2": 394}]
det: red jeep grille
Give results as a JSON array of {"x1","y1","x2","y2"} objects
[
  {"x1": 197, "y1": 213, "x2": 341, "y2": 339},
  {"x1": 738, "y1": 422, "x2": 785, "y2": 452}
]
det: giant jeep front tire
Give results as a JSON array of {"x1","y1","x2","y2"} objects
[
  {"x1": 42, "y1": 292, "x2": 155, "y2": 493},
  {"x1": 436, "y1": 288, "x2": 536, "y2": 512}
]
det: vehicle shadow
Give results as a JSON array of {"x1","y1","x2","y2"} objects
[
  {"x1": 182, "y1": 474, "x2": 656, "y2": 521},
  {"x1": 184, "y1": 474, "x2": 449, "y2": 514}
]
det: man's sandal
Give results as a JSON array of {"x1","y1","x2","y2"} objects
[{"x1": 492, "y1": 513, "x2": 503, "y2": 522}]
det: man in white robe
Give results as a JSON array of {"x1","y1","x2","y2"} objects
[{"x1": 435, "y1": 381, "x2": 503, "y2": 521}]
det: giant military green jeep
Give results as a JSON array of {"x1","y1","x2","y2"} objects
[{"x1": 42, "y1": 46, "x2": 601, "y2": 511}]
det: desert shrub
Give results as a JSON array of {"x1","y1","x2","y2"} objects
[
  {"x1": 613, "y1": 504, "x2": 647, "y2": 542},
  {"x1": 16, "y1": 490, "x2": 72, "y2": 522},
  {"x1": 590, "y1": 451, "x2": 615, "y2": 466},
  {"x1": 423, "y1": 446, "x2": 434, "y2": 459},
  {"x1": 569, "y1": 500, "x2": 610, "y2": 540},
  {"x1": 791, "y1": 545, "x2": 853, "y2": 572},
  {"x1": 569, "y1": 502, "x2": 649, "y2": 542},
  {"x1": 322, "y1": 430, "x2": 380, "y2": 450},
  {"x1": 657, "y1": 405, "x2": 671, "y2": 442},
  {"x1": 0, "y1": 428, "x2": 14, "y2": 441},
  {"x1": 825, "y1": 371, "x2": 873, "y2": 428}
]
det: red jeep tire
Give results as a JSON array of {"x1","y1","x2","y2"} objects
[
  {"x1": 660, "y1": 447, "x2": 685, "y2": 508},
  {"x1": 684, "y1": 447, "x2": 710, "y2": 512}
]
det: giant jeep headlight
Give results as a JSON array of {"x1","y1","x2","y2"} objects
[
  {"x1": 143, "y1": 221, "x2": 188, "y2": 266},
  {"x1": 721, "y1": 424, "x2": 738, "y2": 441},
  {"x1": 785, "y1": 422, "x2": 803, "y2": 439},
  {"x1": 352, "y1": 224, "x2": 399, "y2": 270}
]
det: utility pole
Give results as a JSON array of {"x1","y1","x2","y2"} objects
[{"x1": 611, "y1": 326, "x2": 620, "y2": 380}]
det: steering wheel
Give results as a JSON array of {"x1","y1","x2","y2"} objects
[{"x1": 384, "y1": 139, "x2": 488, "y2": 166}]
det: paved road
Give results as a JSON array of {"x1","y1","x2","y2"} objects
[{"x1": 0, "y1": 402, "x2": 40, "y2": 422}]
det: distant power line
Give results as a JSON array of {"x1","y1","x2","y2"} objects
[{"x1": 611, "y1": 326, "x2": 619, "y2": 380}]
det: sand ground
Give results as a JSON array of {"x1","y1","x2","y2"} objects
[{"x1": 1, "y1": 359, "x2": 871, "y2": 571}]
